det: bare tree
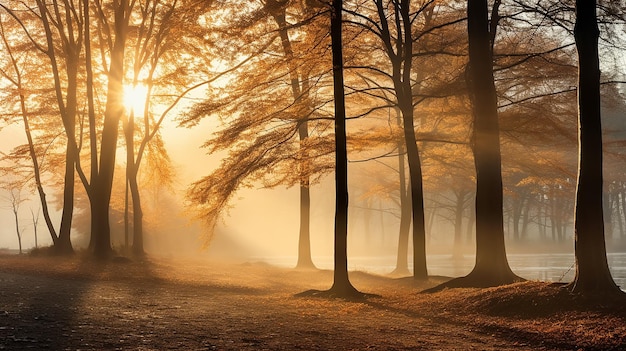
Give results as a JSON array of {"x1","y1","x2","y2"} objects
[
  {"x1": 2, "y1": 184, "x2": 26, "y2": 254},
  {"x1": 30, "y1": 207, "x2": 40, "y2": 249}
]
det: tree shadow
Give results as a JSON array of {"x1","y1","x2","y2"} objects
[
  {"x1": 421, "y1": 272, "x2": 526, "y2": 293},
  {"x1": 294, "y1": 288, "x2": 381, "y2": 301},
  {"x1": 0, "y1": 252, "x2": 176, "y2": 349},
  {"x1": 0, "y1": 255, "x2": 104, "y2": 349}
]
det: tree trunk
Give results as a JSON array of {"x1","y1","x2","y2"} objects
[
  {"x1": 92, "y1": 2, "x2": 129, "y2": 259},
  {"x1": 12, "y1": 206, "x2": 22, "y2": 255},
  {"x1": 569, "y1": 0, "x2": 620, "y2": 294},
  {"x1": 329, "y1": 0, "x2": 359, "y2": 297},
  {"x1": 57, "y1": 59, "x2": 78, "y2": 255},
  {"x1": 392, "y1": 109, "x2": 411, "y2": 276},
  {"x1": 372, "y1": 0, "x2": 428, "y2": 280},
  {"x1": 453, "y1": 190, "x2": 468, "y2": 258},
  {"x1": 402, "y1": 102, "x2": 428, "y2": 280},
  {"x1": 35, "y1": 0, "x2": 77, "y2": 255},
  {"x1": 130, "y1": 172, "x2": 144, "y2": 256},
  {"x1": 616, "y1": 189, "x2": 624, "y2": 238},
  {"x1": 124, "y1": 107, "x2": 145, "y2": 257},
  {"x1": 603, "y1": 192, "x2": 614, "y2": 240},
  {"x1": 15, "y1": 69, "x2": 59, "y2": 247},
  {"x1": 512, "y1": 193, "x2": 523, "y2": 242},
  {"x1": 268, "y1": 3, "x2": 316, "y2": 269},
  {"x1": 459, "y1": 0, "x2": 517, "y2": 286},
  {"x1": 521, "y1": 195, "x2": 531, "y2": 241},
  {"x1": 465, "y1": 196, "x2": 475, "y2": 243}
]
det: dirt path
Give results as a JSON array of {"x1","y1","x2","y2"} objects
[{"x1": 0, "y1": 256, "x2": 623, "y2": 350}]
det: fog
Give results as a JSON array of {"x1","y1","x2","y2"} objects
[
  {"x1": 1, "y1": 112, "x2": 625, "y2": 268},
  {"x1": 0, "y1": 82, "x2": 625, "y2": 288}
]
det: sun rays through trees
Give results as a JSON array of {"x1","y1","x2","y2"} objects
[{"x1": 0, "y1": 0, "x2": 625, "y2": 306}]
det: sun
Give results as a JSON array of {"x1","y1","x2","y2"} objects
[{"x1": 123, "y1": 83, "x2": 149, "y2": 115}]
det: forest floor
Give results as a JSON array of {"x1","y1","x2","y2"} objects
[{"x1": 0, "y1": 254, "x2": 624, "y2": 350}]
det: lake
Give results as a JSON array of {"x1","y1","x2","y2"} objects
[{"x1": 260, "y1": 253, "x2": 626, "y2": 291}]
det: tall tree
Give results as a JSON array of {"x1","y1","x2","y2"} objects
[
  {"x1": 462, "y1": 0, "x2": 519, "y2": 286},
  {"x1": 328, "y1": 0, "x2": 360, "y2": 297},
  {"x1": 427, "y1": 0, "x2": 520, "y2": 291},
  {"x1": 372, "y1": 0, "x2": 429, "y2": 279},
  {"x1": 342, "y1": 0, "x2": 468, "y2": 279},
  {"x1": 569, "y1": 0, "x2": 621, "y2": 294},
  {"x1": 392, "y1": 109, "x2": 411, "y2": 276},
  {"x1": 87, "y1": 0, "x2": 134, "y2": 258},
  {"x1": 122, "y1": 0, "x2": 184, "y2": 256},
  {"x1": 1, "y1": 0, "x2": 86, "y2": 254},
  {"x1": 265, "y1": 0, "x2": 316, "y2": 269},
  {"x1": 3, "y1": 184, "x2": 25, "y2": 254},
  {"x1": 0, "y1": 13, "x2": 62, "y2": 252},
  {"x1": 183, "y1": 2, "x2": 336, "y2": 252}
]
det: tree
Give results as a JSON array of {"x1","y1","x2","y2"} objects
[
  {"x1": 0, "y1": 13, "x2": 58, "y2": 248},
  {"x1": 426, "y1": 0, "x2": 520, "y2": 291},
  {"x1": 265, "y1": 0, "x2": 317, "y2": 269},
  {"x1": 30, "y1": 207, "x2": 40, "y2": 249},
  {"x1": 0, "y1": 1, "x2": 83, "y2": 255},
  {"x1": 327, "y1": 0, "x2": 361, "y2": 297},
  {"x1": 183, "y1": 2, "x2": 336, "y2": 252},
  {"x1": 461, "y1": 0, "x2": 521, "y2": 285},
  {"x1": 568, "y1": 0, "x2": 621, "y2": 295},
  {"x1": 341, "y1": 0, "x2": 469, "y2": 279},
  {"x1": 371, "y1": 0, "x2": 429, "y2": 279},
  {"x1": 3, "y1": 184, "x2": 26, "y2": 254},
  {"x1": 86, "y1": 0, "x2": 134, "y2": 258},
  {"x1": 122, "y1": 0, "x2": 186, "y2": 256},
  {"x1": 392, "y1": 109, "x2": 411, "y2": 276}
]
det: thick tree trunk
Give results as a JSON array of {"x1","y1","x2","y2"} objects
[
  {"x1": 402, "y1": 103, "x2": 427, "y2": 280},
  {"x1": 570, "y1": 0, "x2": 620, "y2": 294},
  {"x1": 57, "y1": 61, "x2": 78, "y2": 255},
  {"x1": 35, "y1": 0, "x2": 77, "y2": 255},
  {"x1": 393, "y1": 108, "x2": 411, "y2": 276},
  {"x1": 383, "y1": 0, "x2": 428, "y2": 280},
  {"x1": 329, "y1": 0, "x2": 359, "y2": 296},
  {"x1": 465, "y1": 0, "x2": 517, "y2": 286},
  {"x1": 92, "y1": 4, "x2": 128, "y2": 258}
]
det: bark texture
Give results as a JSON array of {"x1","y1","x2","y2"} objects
[{"x1": 570, "y1": 0, "x2": 620, "y2": 294}]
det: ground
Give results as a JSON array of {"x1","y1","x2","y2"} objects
[{"x1": 0, "y1": 254, "x2": 624, "y2": 350}]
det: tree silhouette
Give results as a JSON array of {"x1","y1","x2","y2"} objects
[
  {"x1": 328, "y1": 0, "x2": 361, "y2": 298},
  {"x1": 0, "y1": 14, "x2": 63, "y2": 252},
  {"x1": 425, "y1": 0, "x2": 521, "y2": 291},
  {"x1": 569, "y1": 0, "x2": 621, "y2": 295}
]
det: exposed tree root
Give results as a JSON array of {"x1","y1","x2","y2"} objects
[{"x1": 565, "y1": 281, "x2": 626, "y2": 298}]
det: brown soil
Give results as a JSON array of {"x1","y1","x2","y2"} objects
[{"x1": 0, "y1": 254, "x2": 624, "y2": 350}]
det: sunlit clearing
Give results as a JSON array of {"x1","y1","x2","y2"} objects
[{"x1": 123, "y1": 84, "x2": 148, "y2": 115}]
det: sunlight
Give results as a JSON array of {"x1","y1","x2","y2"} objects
[{"x1": 123, "y1": 83, "x2": 148, "y2": 115}]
